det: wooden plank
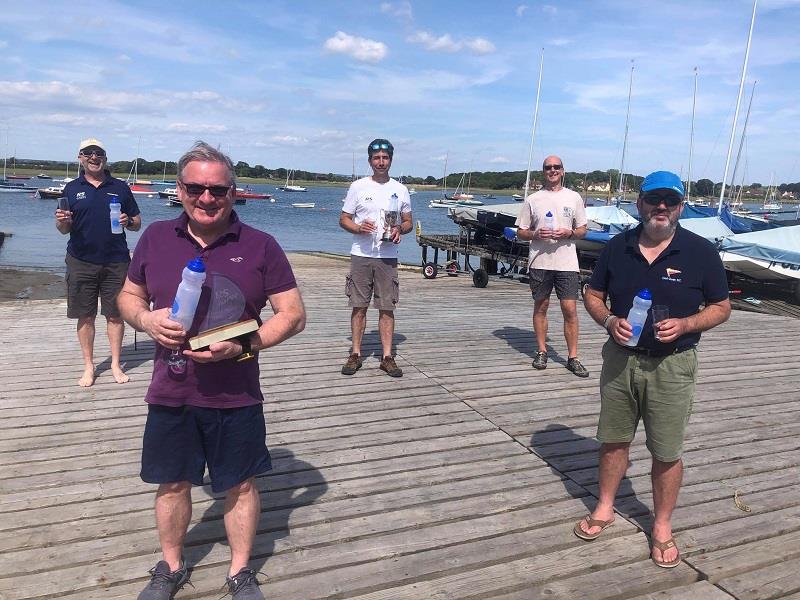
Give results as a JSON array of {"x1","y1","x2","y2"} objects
[{"x1": 716, "y1": 557, "x2": 800, "y2": 600}]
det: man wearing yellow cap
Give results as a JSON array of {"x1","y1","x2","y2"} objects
[{"x1": 55, "y1": 138, "x2": 142, "y2": 386}]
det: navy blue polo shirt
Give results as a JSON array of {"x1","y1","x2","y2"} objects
[
  {"x1": 589, "y1": 223, "x2": 728, "y2": 351},
  {"x1": 64, "y1": 171, "x2": 140, "y2": 264}
]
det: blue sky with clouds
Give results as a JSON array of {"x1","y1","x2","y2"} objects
[{"x1": 1, "y1": 0, "x2": 798, "y2": 184}]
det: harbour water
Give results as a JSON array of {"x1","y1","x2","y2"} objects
[{"x1": 0, "y1": 183, "x2": 521, "y2": 271}]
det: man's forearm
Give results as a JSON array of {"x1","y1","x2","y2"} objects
[
  {"x1": 117, "y1": 290, "x2": 152, "y2": 331},
  {"x1": 252, "y1": 309, "x2": 306, "y2": 351},
  {"x1": 684, "y1": 301, "x2": 731, "y2": 334}
]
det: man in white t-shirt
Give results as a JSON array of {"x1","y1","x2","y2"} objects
[
  {"x1": 339, "y1": 138, "x2": 413, "y2": 377},
  {"x1": 514, "y1": 155, "x2": 589, "y2": 377}
]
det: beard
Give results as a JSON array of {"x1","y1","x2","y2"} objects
[{"x1": 642, "y1": 211, "x2": 678, "y2": 242}]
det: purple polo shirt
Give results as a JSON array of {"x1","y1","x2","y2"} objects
[{"x1": 128, "y1": 211, "x2": 297, "y2": 408}]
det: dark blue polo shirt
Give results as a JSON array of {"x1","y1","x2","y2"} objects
[
  {"x1": 589, "y1": 223, "x2": 729, "y2": 351},
  {"x1": 64, "y1": 171, "x2": 140, "y2": 264}
]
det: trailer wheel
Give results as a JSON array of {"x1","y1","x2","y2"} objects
[
  {"x1": 423, "y1": 262, "x2": 438, "y2": 279},
  {"x1": 445, "y1": 260, "x2": 459, "y2": 276},
  {"x1": 473, "y1": 268, "x2": 489, "y2": 288}
]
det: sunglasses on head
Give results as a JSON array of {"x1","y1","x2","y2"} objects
[
  {"x1": 179, "y1": 181, "x2": 232, "y2": 198},
  {"x1": 80, "y1": 149, "x2": 106, "y2": 158},
  {"x1": 543, "y1": 164, "x2": 562, "y2": 171},
  {"x1": 641, "y1": 191, "x2": 683, "y2": 207},
  {"x1": 370, "y1": 143, "x2": 393, "y2": 151}
]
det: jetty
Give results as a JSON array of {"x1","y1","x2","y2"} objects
[{"x1": 0, "y1": 253, "x2": 798, "y2": 599}]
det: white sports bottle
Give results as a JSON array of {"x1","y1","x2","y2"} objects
[
  {"x1": 543, "y1": 210, "x2": 555, "y2": 230},
  {"x1": 169, "y1": 258, "x2": 207, "y2": 330},
  {"x1": 168, "y1": 258, "x2": 206, "y2": 372},
  {"x1": 109, "y1": 195, "x2": 123, "y2": 234},
  {"x1": 624, "y1": 288, "x2": 652, "y2": 347}
]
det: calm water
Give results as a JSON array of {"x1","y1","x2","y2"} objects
[{"x1": 0, "y1": 183, "x2": 523, "y2": 271}]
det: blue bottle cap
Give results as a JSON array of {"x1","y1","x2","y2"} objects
[
  {"x1": 638, "y1": 288, "x2": 652, "y2": 300},
  {"x1": 545, "y1": 211, "x2": 553, "y2": 217},
  {"x1": 108, "y1": 193, "x2": 120, "y2": 204},
  {"x1": 187, "y1": 257, "x2": 206, "y2": 272}
]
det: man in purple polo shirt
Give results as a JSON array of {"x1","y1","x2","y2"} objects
[
  {"x1": 55, "y1": 137, "x2": 141, "y2": 387},
  {"x1": 118, "y1": 141, "x2": 306, "y2": 600}
]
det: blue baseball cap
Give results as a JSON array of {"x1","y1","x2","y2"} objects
[{"x1": 640, "y1": 171, "x2": 685, "y2": 196}]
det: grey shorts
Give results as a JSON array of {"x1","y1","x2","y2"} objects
[
  {"x1": 528, "y1": 269, "x2": 580, "y2": 301},
  {"x1": 65, "y1": 253, "x2": 129, "y2": 319},
  {"x1": 597, "y1": 339, "x2": 698, "y2": 462},
  {"x1": 346, "y1": 255, "x2": 399, "y2": 311}
]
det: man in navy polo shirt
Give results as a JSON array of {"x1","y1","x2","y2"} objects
[
  {"x1": 118, "y1": 141, "x2": 306, "y2": 600},
  {"x1": 55, "y1": 137, "x2": 141, "y2": 387},
  {"x1": 577, "y1": 171, "x2": 730, "y2": 568}
]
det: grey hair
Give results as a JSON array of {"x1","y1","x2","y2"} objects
[{"x1": 176, "y1": 141, "x2": 236, "y2": 186}]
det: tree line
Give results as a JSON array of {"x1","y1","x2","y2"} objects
[{"x1": 11, "y1": 157, "x2": 799, "y2": 195}]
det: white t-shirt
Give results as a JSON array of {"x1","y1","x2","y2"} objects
[
  {"x1": 515, "y1": 187, "x2": 587, "y2": 272},
  {"x1": 342, "y1": 176, "x2": 412, "y2": 259}
]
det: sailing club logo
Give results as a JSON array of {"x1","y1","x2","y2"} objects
[
  {"x1": 77, "y1": 192, "x2": 86, "y2": 200},
  {"x1": 230, "y1": 257, "x2": 243, "y2": 263},
  {"x1": 662, "y1": 267, "x2": 682, "y2": 283}
]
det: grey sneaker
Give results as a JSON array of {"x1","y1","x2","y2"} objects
[
  {"x1": 532, "y1": 351, "x2": 548, "y2": 370},
  {"x1": 225, "y1": 567, "x2": 264, "y2": 599},
  {"x1": 567, "y1": 357, "x2": 589, "y2": 378},
  {"x1": 138, "y1": 560, "x2": 189, "y2": 600},
  {"x1": 379, "y1": 355, "x2": 403, "y2": 377},
  {"x1": 341, "y1": 353, "x2": 363, "y2": 375}
]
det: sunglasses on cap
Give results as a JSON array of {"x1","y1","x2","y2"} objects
[
  {"x1": 179, "y1": 181, "x2": 232, "y2": 198},
  {"x1": 543, "y1": 164, "x2": 562, "y2": 171},
  {"x1": 80, "y1": 149, "x2": 106, "y2": 158},
  {"x1": 641, "y1": 191, "x2": 683, "y2": 207}
]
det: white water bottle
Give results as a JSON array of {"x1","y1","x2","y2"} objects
[
  {"x1": 109, "y1": 195, "x2": 123, "y2": 234},
  {"x1": 624, "y1": 288, "x2": 652, "y2": 347},
  {"x1": 542, "y1": 210, "x2": 556, "y2": 243},
  {"x1": 167, "y1": 258, "x2": 207, "y2": 372}
]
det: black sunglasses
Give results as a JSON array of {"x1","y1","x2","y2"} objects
[
  {"x1": 370, "y1": 143, "x2": 393, "y2": 151},
  {"x1": 641, "y1": 191, "x2": 683, "y2": 207},
  {"x1": 179, "y1": 181, "x2": 232, "y2": 198},
  {"x1": 80, "y1": 150, "x2": 106, "y2": 158},
  {"x1": 543, "y1": 164, "x2": 562, "y2": 171}
]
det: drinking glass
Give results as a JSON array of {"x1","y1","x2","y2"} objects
[{"x1": 651, "y1": 305, "x2": 669, "y2": 341}]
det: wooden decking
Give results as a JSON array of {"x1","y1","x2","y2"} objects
[{"x1": 1, "y1": 253, "x2": 799, "y2": 599}]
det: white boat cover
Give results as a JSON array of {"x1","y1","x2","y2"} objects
[
  {"x1": 449, "y1": 203, "x2": 639, "y2": 228},
  {"x1": 584, "y1": 206, "x2": 639, "y2": 226},
  {"x1": 718, "y1": 225, "x2": 800, "y2": 266},
  {"x1": 679, "y1": 217, "x2": 734, "y2": 241}
]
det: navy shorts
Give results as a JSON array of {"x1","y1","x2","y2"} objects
[{"x1": 141, "y1": 403, "x2": 272, "y2": 493}]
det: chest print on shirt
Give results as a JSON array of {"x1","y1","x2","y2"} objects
[
  {"x1": 363, "y1": 196, "x2": 374, "y2": 204},
  {"x1": 230, "y1": 257, "x2": 244, "y2": 263},
  {"x1": 662, "y1": 267, "x2": 683, "y2": 283},
  {"x1": 77, "y1": 192, "x2": 86, "y2": 200},
  {"x1": 561, "y1": 207, "x2": 573, "y2": 218}
]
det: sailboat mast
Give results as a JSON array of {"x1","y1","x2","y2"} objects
[
  {"x1": 718, "y1": 0, "x2": 758, "y2": 214},
  {"x1": 617, "y1": 60, "x2": 634, "y2": 206},
  {"x1": 523, "y1": 48, "x2": 545, "y2": 201},
  {"x1": 687, "y1": 67, "x2": 698, "y2": 203},
  {"x1": 728, "y1": 80, "x2": 756, "y2": 206}
]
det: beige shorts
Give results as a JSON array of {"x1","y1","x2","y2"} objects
[
  {"x1": 346, "y1": 255, "x2": 399, "y2": 311},
  {"x1": 597, "y1": 339, "x2": 698, "y2": 462}
]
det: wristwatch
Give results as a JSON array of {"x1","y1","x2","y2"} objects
[{"x1": 235, "y1": 335, "x2": 256, "y2": 362}]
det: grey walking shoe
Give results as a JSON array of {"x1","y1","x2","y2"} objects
[
  {"x1": 532, "y1": 351, "x2": 548, "y2": 370},
  {"x1": 225, "y1": 567, "x2": 265, "y2": 599},
  {"x1": 379, "y1": 355, "x2": 403, "y2": 377},
  {"x1": 567, "y1": 357, "x2": 590, "y2": 378},
  {"x1": 137, "y1": 560, "x2": 189, "y2": 600}
]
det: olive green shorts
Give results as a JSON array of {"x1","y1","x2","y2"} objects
[{"x1": 597, "y1": 339, "x2": 698, "y2": 462}]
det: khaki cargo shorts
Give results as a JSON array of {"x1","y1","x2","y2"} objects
[
  {"x1": 345, "y1": 255, "x2": 399, "y2": 311},
  {"x1": 597, "y1": 339, "x2": 698, "y2": 462}
]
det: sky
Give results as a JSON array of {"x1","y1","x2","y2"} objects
[{"x1": 1, "y1": 0, "x2": 799, "y2": 185}]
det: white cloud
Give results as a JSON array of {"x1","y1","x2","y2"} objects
[
  {"x1": 516, "y1": 5, "x2": 528, "y2": 17},
  {"x1": 548, "y1": 38, "x2": 571, "y2": 47},
  {"x1": 408, "y1": 31, "x2": 496, "y2": 54},
  {"x1": 167, "y1": 123, "x2": 228, "y2": 133},
  {"x1": 380, "y1": 2, "x2": 413, "y2": 21},
  {"x1": 118, "y1": 54, "x2": 132, "y2": 62},
  {"x1": 271, "y1": 135, "x2": 308, "y2": 145},
  {"x1": 489, "y1": 156, "x2": 510, "y2": 164},
  {"x1": 323, "y1": 31, "x2": 388, "y2": 63},
  {"x1": 542, "y1": 5, "x2": 558, "y2": 16}
]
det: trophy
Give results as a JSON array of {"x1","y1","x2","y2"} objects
[
  {"x1": 381, "y1": 193, "x2": 400, "y2": 242},
  {"x1": 188, "y1": 273, "x2": 258, "y2": 352}
]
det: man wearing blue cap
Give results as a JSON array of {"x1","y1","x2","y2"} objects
[{"x1": 578, "y1": 171, "x2": 730, "y2": 568}]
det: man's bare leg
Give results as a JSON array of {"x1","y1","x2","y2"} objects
[
  {"x1": 107, "y1": 316, "x2": 129, "y2": 383},
  {"x1": 560, "y1": 298, "x2": 579, "y2": 358},
  {"x1": 651, "y1": 458, "x2": 683, "y2": 564},
  {"x1": 224, "y1": 477, "x2": 261, "y2": 576},
  {"x1": 533, "y1": 297, "x2": 550, "y2": 353},
  {"x1": 77, "y1": 315, "x2": 96, "y2": 387},
  {"x1": 378, "y1": 309, "x2": 395, "y2": 358},
  {"x1": 350, "y1": 307, "x2": 368, "y2": 356},
  {"x1": 154, "y1": 481, "x2": 193, "y2": 571},
  {"x1": 578, "y1": 442, "x2": 630, "y2": 536}
]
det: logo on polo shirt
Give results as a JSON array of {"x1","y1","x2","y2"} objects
[
  {"x1": 662, "y1": 267, "x2": 682, "y2": 283},
  {"x1": 77, "y1": 192, "x2": 86, "y2": 200},
  {"x1": 230, "y1": 257, "x2": 243, "y2": 263}
]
